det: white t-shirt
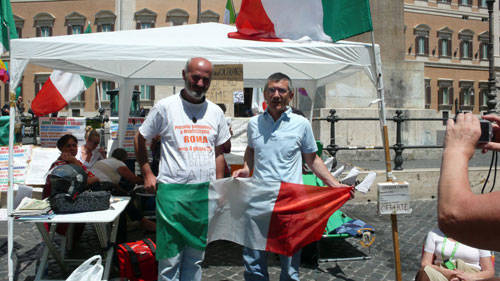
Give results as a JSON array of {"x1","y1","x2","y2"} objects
[
  {"x1": 76, "y1": 146, "x2": 104, "y2": 169},
  {"x1": 424, "y1": 228, "x2": 491, "y2": 269},
  {"x1": 138, "y1": 94, "x2": 231, "y2": 184},
  {"x1": 91, "y1": 158, "x2": 126, "y2": 184}
]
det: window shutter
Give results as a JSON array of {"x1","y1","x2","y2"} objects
[
  {"x1": 468, "y1": 42, "x2": 473, "y2": 58},
  {"x1": 67, "y1": 25, "x2": 72, "y2": 35},
  {"x1": 447, "y1": 40, "x2": 452, "y2": 57},
  {"x1": 459, "y1": 89, "x2": 464, "y2": 105},
  {"x1": 98, "y1": 25, "x2": 102, "y2": 32},
  {"x1": 81, "y1": 91, "x2": 86, "y2": 102},
  {"x1": 151, "y1": 22, "x2": 155, "y2": 28},
  {"x1": 49, "y1": 27, "x2": 53, "y2": 36},
  {"x1": 460, "y1": 41, "x2": 464, "y2": 58},
  {"x1": 471, "y1": 90, "x2": 475, "y2": 106},
  {"x1": 136, "y1": 22, "x2": 141, "y2": 30},
  {"x1": 425, "y1": 37, "x2": 429, "y2": 55},
  {"x1": 36, "y1": 27, "x2": 40, "y2": 37},
  {"x1": 111, "y1": 24, "x2": 115, "y2": 31},
  {"x1": 438, "y1": 39, "x2": 442, "y2": 56},
  {"x1": 150, "y1": 86, "x2": 155, "y2": 101},
  {"x1": 438, "y1": 88, "x2": 443, "y2": 105},
  {"x1": 450, "y1": 87, "x2": 454, "y2": 106},
  {"x1": 415, "y1": 37, "x2": 418, "y2": 55},
  {"x1": 468, "y1": 0, "x2": 472, "y2": 5}
]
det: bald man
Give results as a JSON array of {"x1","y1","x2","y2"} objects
[{"x1": 135, "y1": 57, "x2": 231, "y2": 281}]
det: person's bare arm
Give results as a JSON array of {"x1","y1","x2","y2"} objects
[
  {"x1": 438, "y1": 113, "x2": 500, "y2": 251},
  {"x1": 215, "y1": 145, "x2": 225, "y2": 179},
  {"x1": 117, "y1": 166, "x2": 143, "y2": 184},
  {"x1": 303, "y1": 153, "x2": 345, "y2": 187},
  {"x1": 232, "y1": 146, "x2": 254, "y2": 178},
  {"x1": 134, "y1": 131, "x2": 156, "y2": 193}
]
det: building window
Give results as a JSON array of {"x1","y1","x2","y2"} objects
[
  {"x1": 200, "y1": 10, "x2": 220, "y2": 23},
  {"x1": 479, "y1": 0, "x2": 487, "y2": 8},
  {"x1": 459, "y1": 0, "x2": 472, "y2": 6},
  {"x1": 478, "y1": 31, "x2": 489, "y2": 61},
  {"x1": 65, "y1": 12, "x2": 85, "y2": 35},
  {"x1": 437, "y1": 27, "x2": 453, "y2": 58},
  {"x1": 425, "y1": 79, "x2": 431, "y2": 109},
  {"x1": 95, "y1": 10, "x2": 116, "y2": 32},
  {"x1": 72, "y1": 109, "x2": 81, "y2": 117},
  {"x1": 166, "y1": 9, "x2": 189, "y2": 26},
  {"x1": 33, "y1": 12, "x2": 54, "y2": 37},
  {"x1": 34, "y1": 74, "x2": 50, "y2": 96},
  {"x1": 479, "y1": 82, "x2": 489, "y2": 111},
  {"x1": 459, "y1": 29, "x2": 474, "y2": 60},
  {"x1": 459, "y1": 81, "x2": 474, "y2": 111},
  {"x1": 438, "y1": 80, "x2": 453, "y2": 111},
  {"x1": 414, "y1": 24, "x2": 430, "y2": 56},
  {"x1": 99, "y1": 81, "x2": 115, "y2": 101},
  {"x1": 135, "y1": 8, "x2": 157, "y2": 29},
  {"x1": 14, "y1": 15, "x2": 24, "y2": 38},
  {"x1": 437, "y1": 0, "x2": 451, "y2": 3}
]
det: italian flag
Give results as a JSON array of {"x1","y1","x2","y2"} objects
[
  {"x1": 31, "y1": 24, "x2": 94, "y2": 116},
  {"x1": 223, "y1": 0, "x2": 236, "y2": 24},
  {"x1": 228, "y1": 0, "x2": 373, "y2": 42},
  {"x1": 155, "y1": 177, "x2": 352, "y2": 259}
]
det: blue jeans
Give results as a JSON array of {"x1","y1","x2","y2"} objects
[
  {"x1": 243, "y1": 247, "x2": 301, "y2": 281},
  {"x1": 158, "y1": 247, "x2": 204, "y2": 281}
]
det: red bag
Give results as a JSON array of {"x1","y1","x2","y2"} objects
[{"x1": 117, "y1": 238, "x2": 158, "y2": 281}]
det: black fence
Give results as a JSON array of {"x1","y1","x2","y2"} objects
[{"x1": 314, "y1": 109, "x2": 447, "y2": 170}]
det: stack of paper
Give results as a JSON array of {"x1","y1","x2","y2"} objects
[{"x1": 12, "y1": 197, "x2": 51, "y2": 216}]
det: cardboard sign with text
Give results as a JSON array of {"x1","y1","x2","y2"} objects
[
  {"x1": 378, "y1": 181, "x2": 412, "y2": 215},
  {"x1": 205, "y1": 64, "x2": 243, "y2": 117}
]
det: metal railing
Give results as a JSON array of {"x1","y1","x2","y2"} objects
[{"x1": 314, "y1": 109, "x2": 447, "y2": 170}]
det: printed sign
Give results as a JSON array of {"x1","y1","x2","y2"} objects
[
  {"x1": 25, "y1": 147, "x2": 60, "y2": 186},
  {"x1": 206, "y1": 64, "x2": 244, "y2": 117},
  {"x1": 39, "y1": 117, "x2": 86, "y2": 147},
  {"x1": 0, "y1": 145, "x2": 32, "y2": 191},
  {"x1": 109, "y1": 117, "x2": 145, "y2": 158},
  {"x1": 378, "y1": 181, "x2": 412, "y2": 215}
]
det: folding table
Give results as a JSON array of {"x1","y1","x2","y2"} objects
[{"x1": 16, "y1": 196, "x2": 130, "y2": 281}]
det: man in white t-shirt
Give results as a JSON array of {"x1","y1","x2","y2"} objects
[{"x1": 134, "y1": 57, "x2": 230, "y2": 281}]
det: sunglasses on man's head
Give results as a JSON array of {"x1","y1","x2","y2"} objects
[{"x1": 267, "y1": 87, "x2": 289, "y2": 94}]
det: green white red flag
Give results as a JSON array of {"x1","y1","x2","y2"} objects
[
  {"x1": 228, "y1": 0, "x2": 373, "y2": 42},
  {"x1": 155, "y1": 177, "x2": 353, "y2": 259}
]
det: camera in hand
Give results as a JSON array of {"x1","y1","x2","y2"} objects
[{"x1": 479, "y1": 119, "x2": 493, "y2": 144}]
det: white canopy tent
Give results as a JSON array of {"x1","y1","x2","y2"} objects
[{"x1": 6, "y1": 23, "x2": 385, "y2": 280}]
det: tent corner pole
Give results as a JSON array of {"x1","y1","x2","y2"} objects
[{"x1": 7, "y1": 90, "x2": 17, "y2": 281}]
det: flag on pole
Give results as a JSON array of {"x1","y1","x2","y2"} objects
[
  {"x1": 0, "y1": 0, "x2": 18, "y2": 53},
  {"x1": 155, "y1": 177, "x2": 352, "y2": 259},
  {"x1": 31, "y1": 24, "x2": 94, "y2": 116},
  {"x1": 223, "y1": 0, "x2": 236, "y2": 24},
  {"x1": 228, "y1": 0, "x2": 372, "y2": 42}
]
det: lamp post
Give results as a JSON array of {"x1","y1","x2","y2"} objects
[
  {"x1": 487, "y1": 0, "x2": 497, "y2": 113},
  {"x1": 106, "y1": 89, "x2": 120, "y2": 117}
]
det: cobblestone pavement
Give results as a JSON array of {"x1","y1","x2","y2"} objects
[{"x1": 2, "y1": 199, "x2": 500, "y2": 281}]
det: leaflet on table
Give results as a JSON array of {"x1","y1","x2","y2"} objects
[
  {"x1": 0, "y1": 145, "x2": 32, "y2": 191},
  {"x1": 39, "y1": 117, "x2": 86, "y2": 148}
]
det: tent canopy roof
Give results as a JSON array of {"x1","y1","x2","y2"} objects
[{"x1": 9, "y1": 23, "x2": 380, "y2": 89}]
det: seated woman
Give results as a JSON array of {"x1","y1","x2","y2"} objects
[
  {"x1": 76, "y1": 126, "x2": 105, "y2": 169},
  {"x1": 91, "y1": 148, "x2": 155, "y2": 235},
  {"x1": 43, "y1": 134, "x2": 100, "y2": 238},
  {"x1": 43, "y1": 134, "x2": 99, "y2": 199},
  {"x1": 416, "y1": 227, "x2": 494, "y2": 281}
]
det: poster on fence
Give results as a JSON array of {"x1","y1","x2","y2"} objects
[
  {"x1": 39, "y1": 117, "x2": 86, "y2": 147},
  {"x1": 109, "y1": 117, "x2": 145, "y2": 158},
  {"x1": 0, "y1": 145, "x2": 32, "y2": 191}
]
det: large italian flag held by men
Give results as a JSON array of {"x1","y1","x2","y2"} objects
[
  {"x1": 155, "y1": 177, "x2": 352, "y2": 259},
  {"x1": 228, "y1": 0, "x2": 373, "y2": 42}
]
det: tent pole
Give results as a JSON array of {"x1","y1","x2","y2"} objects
[
  {"x1": 7, "y1": 91, "x2": 16, "y2": 281},
  {"x1": 370, "y1": 31, "x2": 402, "y2": 281}
]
